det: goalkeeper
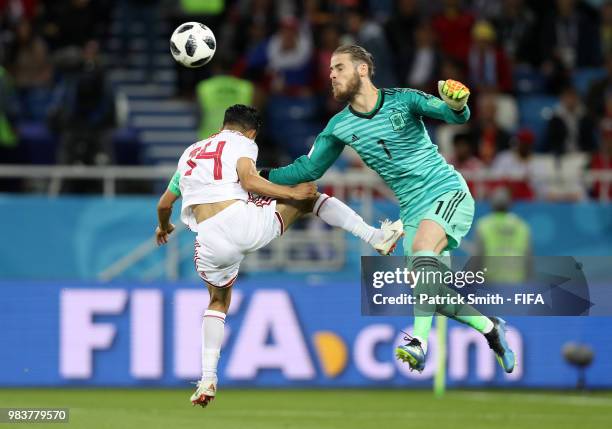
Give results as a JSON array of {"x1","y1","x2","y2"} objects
[{"x1": 261, "y1": 45, "x2": 515, "y2": 373}]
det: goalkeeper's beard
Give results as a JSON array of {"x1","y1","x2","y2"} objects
[{"x1": 332, "y1": 70, "x2": 362, "y2": 103}]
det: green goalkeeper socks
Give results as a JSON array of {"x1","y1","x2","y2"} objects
[
  {"x1": 447, "y1": 314, "x2": 494, "y2": 334},
  {"x1": 410, "y1": 251, "x2": 441, "y2": 353},
  {"x1": 410, "y1": 251, "x2": 495, "y2": 352}
]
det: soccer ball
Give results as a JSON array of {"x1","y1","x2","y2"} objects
[{"x1": 170, "y1": 22, "x2": 216, "y2": 68}]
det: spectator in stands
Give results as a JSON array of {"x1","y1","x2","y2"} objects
[
  {"x1": 601, "y1": 0, "x2": 612, "y2": 57},
  {"x1": 467, "y1": 20, "x2": 513, "y2": 93},
  {"x1": 0, "y1": 65, "x2": 20, "y2": 164},
  {"x1": 0, "y1": 0, "x2": 38, "y2": 25},
  {"x1": 492, "y1": 0, "x2": 537, "y2": 65},
  {"x1": 447, "y1": 132, "x2": 484, "y2": 173},
  {"x1": 385, "y1": 0, "x2": 422, "y2": 84},
  {"x1": 314, "y1": 23, "x2": 343, "y2": 118},
  {"x1": 491, "y1": 128, "x2": 540, "y2": 199},
  {"x1": 447, "y1": 132, "x2": 483, "y2": 195},
  {"x1": 543, "y1": 85, "x2": 597, "y2": 155},
  {"x1": 439, "y1": 56, "x2": 467, "y2": 83},
  {"x1": 5, "y1": 18, "x2": 52, "y2": 119},
  {"x1": 343, "y1": 7, "x2": 397, "y2": 88},
  {"x1": 468, "y1": 92, "x2": 511, "y2": 165},
  {"x1": 539, "y1": 0, "x2": 602, "y2": 71},
  {"x1": 226, "y1": 0, "x2": 278, "y2": 56},
  {"x1": 431, "y1": 0, "x2": 475, "y2": 65},
  {"x1": 244, "y1": 16, "x2": 314, "y2": 95},
  {"x1": 304, "y1": 0, "x2": 335, "y2": 28},
  {"x1": 589, "y1": 117, "x2": 612, "y2": 199},
  {"x1": 586, "y1": 53, "x2": 612, "y2": 120},
  {"x1": 470, "y1": 0, "x2": 502, "y2": 20},
  {"x1": 405, "y1": 22, "x2": 440, "y2": 92},
  {"x1": 265, "y1": 16, "x2": 314, "y2": 95},
  {"x1": 41, "y1": 0, "x2": 99, "y2": 50},
  {"x1": 48, "y1": 40, "x2": 116, "y2": 192}
]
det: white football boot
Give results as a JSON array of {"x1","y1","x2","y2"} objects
[
  {"x1": 373, "y1": 219, "x2": 404, "y2": 255},
  {"x1": 190, "y1": 377, "x2": 217, "y2": 408}
]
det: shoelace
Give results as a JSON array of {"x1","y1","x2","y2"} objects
[{"x1": 400, "y1": 330, "x2": 421, "y2": 347}]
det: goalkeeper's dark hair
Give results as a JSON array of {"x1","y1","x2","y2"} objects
[
  {"x1": 223, "y1": 104, "x2": 262, "y2": 134},
  {"x1": 333, "y1": 44, "x2": 375, "y2": 79}
]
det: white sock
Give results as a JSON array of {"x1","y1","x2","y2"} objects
[
  {"x1": 314, "y1": 194, "x2": 383, "y2": 245},
  {"x1": 482, "y1": 318, "x2": 495, "y2": 334},
  {"x1": 201, "y1": 309, "x2": 226, "y2": 380}
]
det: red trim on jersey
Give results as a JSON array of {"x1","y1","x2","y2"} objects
[
  {"x1": 204, "y1": 314, "x2": 227, "y2": 323},
  {"x1": 315, "y1": 195, "x2": 331, "y2": 216},
  {"x1": 194, "y1": 241, "x2": 206, "y2": 279},
  {"x1": 205, "y1": 274, "x2": 238, "y2": 289},
  {"x1": 275, "y1": 211, "x2": 285, "y2": 235},
  {"x1": 247, "y1": 192, "x2": 275, "y2": 207},
  {"x1": 195, "y1": 239, "x2": 237, "y2": 289}
]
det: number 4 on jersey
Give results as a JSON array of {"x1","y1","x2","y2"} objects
[{"x1": 185, "y1": 141, "x2": 226, "y2": 179}]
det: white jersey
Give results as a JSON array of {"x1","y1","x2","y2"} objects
[{"x1": 172, "y1": 129, "x2": 258, "y2": 230}]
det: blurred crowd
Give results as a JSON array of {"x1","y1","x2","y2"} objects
[{"x1": 1, "y1": 0, "x2": 612, "y2": 200}]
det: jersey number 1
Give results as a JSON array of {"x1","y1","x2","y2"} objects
[
  {"x1": 377, "y1": 139, "x2": 392, "y2": 159},
  {"x1": 185, "y1": 141, "x2": 226, "y2": 180}
]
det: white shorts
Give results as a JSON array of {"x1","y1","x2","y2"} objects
[{"x1": 193, "y1": 196, "x2": 284, "y2": 287}]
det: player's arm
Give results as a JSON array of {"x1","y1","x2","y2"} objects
[
  {"x1": 407, "y1": 80, "x2": 471, "y2": 124},
  {"x1": 263, "y1": 131, "x2": 345, "y2": 185},
  {"x1": 237, "y1": 157, "x2": 317, "y2": 200},
  {"x1": 156, "y1": 171, "x2": 180, "y2": 246}
]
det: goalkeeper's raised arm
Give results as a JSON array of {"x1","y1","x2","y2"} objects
[
  {"x1": 402, "y1": 79, "x2": 471, "y2": 125},
  {"x1": 265, "y1": 120, "x2": 345, "y2": 186}
]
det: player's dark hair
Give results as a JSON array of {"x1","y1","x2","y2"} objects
[
  {"x1": 333, "y1": 44, "x2": 375, "y2": 79},
  {"x1": 223, "y1": 104, "x2": 262, "y2": 134}
]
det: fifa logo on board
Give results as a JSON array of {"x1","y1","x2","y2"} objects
[{"x1": 59, "y1": 288, "x2": 522, "y2": 384}]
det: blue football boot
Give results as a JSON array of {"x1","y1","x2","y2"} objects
[
  {"x1": 395, "y1": 332, "x2": 425, "y2": 372},
  {"x1": 484, "y1": 317, "x2": 516, "y2": 373}
]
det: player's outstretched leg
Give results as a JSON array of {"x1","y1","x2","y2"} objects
[
  {"x1": 311, "y1": 193, "x2": 404, "y2": 255},
  {"x1": 276, "y1": 192, "x2": 403, "y2": 254},
  {"x1": 431, "y1": 290, "x2": 516, "y2": 373},
  {"x1": 191, "y1": 283, "x2": 232, "y2": 407}
]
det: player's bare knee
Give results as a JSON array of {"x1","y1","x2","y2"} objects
[
  {"x1": 412, "y1": 235, "x2": 448, "y2": 255},
  {"x1": 412, "y1": 238, "x2": 434, "y2": 254},
  {"x1": 207, "y1": 285, "x2": 231, "y2": 313},
  {"x1": 284, "y1": 196, "x2": 317, "y2": 214},
  {"x1": 301, "y1": 193, "x2": 320, "y2": 213}
]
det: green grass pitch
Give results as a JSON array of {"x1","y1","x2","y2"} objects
[{"x1": 1, "y1": 388, "x2": 611, "y2": 429}]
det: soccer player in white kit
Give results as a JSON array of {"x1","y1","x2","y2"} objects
[{"x1": 155, "y1": 105, "x2": 403, "y2": 407}]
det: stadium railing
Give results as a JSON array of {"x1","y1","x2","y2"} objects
[
  {"x1": 1, "y1": 165, "x2": 610, "y2": 279},
  {"x1": 0, "y1": 164, "x2": 610, "y2": 200}
]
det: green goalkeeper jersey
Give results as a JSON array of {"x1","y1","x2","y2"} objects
[{"x1": 268, "y1": 88, "x2": 471, "y2": 224}]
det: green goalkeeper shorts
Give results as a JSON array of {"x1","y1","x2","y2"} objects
[{"x1": 402, "y1": 190, "x2": 475, "y2": 257}]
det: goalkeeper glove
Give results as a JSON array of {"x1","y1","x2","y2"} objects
[{"x1": 438, "y1": 79, "x2": 470, "y2": 111}]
